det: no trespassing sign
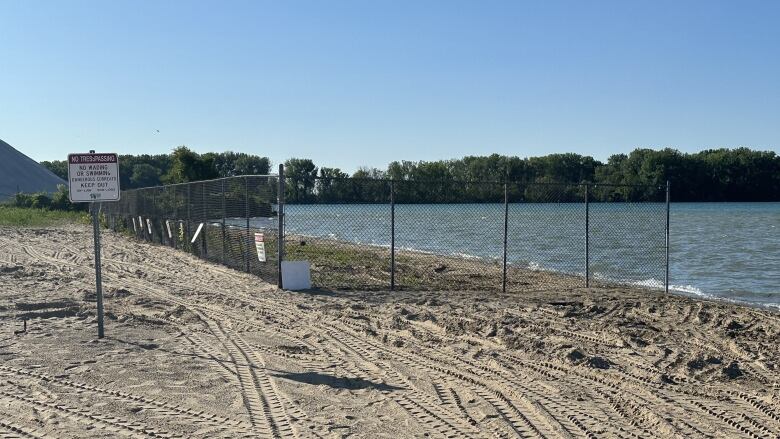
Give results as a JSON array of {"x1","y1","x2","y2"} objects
[{"x1": 68, "y1": 153, "x2": 121, "y2": 202}]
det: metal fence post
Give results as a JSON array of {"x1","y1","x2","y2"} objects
[
  {"x1": 390, "y1": 180, "x2": 396, "y2": 291},
  {"x1": 585, "y1": 184, "x2": 590, "y2": 288},
  {"x1": 221, "y1": 179, "x2": 227, "y2": 265},
  {"x1": 201, "y1": 184, "x2": 207, "y2": 257},
  {"x1": 502, "y1": 183, "x2": 508, "y2": 293},
  {"x1": 186, "y1": 184, "x2": 191, "y2": 252},
  {"x1": 245, "y1": 176, "x2": 250, "y2": 273},
  {"x1": 665, "y1": 181, "x2": 670, "y2": 294},
  {"x1": 277, "y1": 165, "x2": 285, "y2": 288},
  {"x1": 148, "y1": 193, "x2": 153, "y2": 243},
  {"x1": 151, "y1": 190, "x2": 157, "y2": 244},
  {"x1": 173, "y1": 186, "x2": 178, "y2": 249}
]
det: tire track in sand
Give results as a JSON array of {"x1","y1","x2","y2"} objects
[
  {"x1": 0, "y1": 364, "x2": 252, "y2": 436},
  {"x1": 0, "y1": 419, "x2": 50, "y2": 439},
  {"x1": 0, "y1": 388, "x2": 179, "y2": 438},
  {"x1": 195, "y1": 311, "x2": 297, "y2": 439}
]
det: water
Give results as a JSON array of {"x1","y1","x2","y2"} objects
[
  {"x1": 256, "y1": 202, "x2": 780, "y2": 309},
  {"x1": 669, "y1": 203, "x2": 780, "y2": 309}
]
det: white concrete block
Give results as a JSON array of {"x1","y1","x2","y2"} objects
[{"x1": 281, "y1": 261, "x2": 311, "y2": 290}]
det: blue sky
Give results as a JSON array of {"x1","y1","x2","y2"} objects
[{"x1": 1, "y1": 0, "x2": 778, "y2": 172}]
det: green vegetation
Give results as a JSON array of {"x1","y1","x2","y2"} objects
[
  {"x1": 282, "y1": 236, "x2": 581, "y2": 292},
  {"x1": 41, "y1": 146, "x2": 780, "y2": 201},
  {"x1": 0, "y1": 206, "x2": 87, "y2": 227},
  {"x1": 10, "y1": 185, "x2": 85, "y2": 212},
  {"x1": 41, "y1": 147, "x2": 271, "y2": 190},
  {"x1": 2, "y1": 185, "x2": 90, "y2": 226},
  {"x1": 283, "y1": 148, "x2": 780, "y2": 202}
]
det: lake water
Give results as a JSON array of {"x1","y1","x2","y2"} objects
[{"x1": 268, "y1": 202, "x2": 779, "y2": 309}]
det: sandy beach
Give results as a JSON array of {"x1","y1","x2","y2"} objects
[{"x1": 0, "y1": 224, "x2": 778, "y2": 438}]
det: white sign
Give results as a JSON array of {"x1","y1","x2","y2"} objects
[
  {"x1": 67, "y1": 153, "x2": 120, "y2": 202},
  {"x1": 254, "y1": 233, "x2": 266, "y2": 262}
]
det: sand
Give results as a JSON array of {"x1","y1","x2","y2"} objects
[{"x1": 0, "y1": 224, "x2": 778, "y2": 438}]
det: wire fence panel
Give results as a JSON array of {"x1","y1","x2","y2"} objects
[
  {"x1": 284, "y1": 177, "x2": 392, "y2": 290},
  {"x1": 105, "y1": 176, "x2": 279, "y2": 286},
  {"x1": 246, "y1": 176, "x2": 279, "y2": 282},
  {"x1": 588, "y1": 184, "x2": 667, "y2": 290},
  {"x1": 506, "y1": 184, "x2": 587, "y2": 291},
  {"x1": 104, "y1": 173, "x2": 669, "y2": 295},
  {"x1": 394, "y1": 180, "x2": 505, "y2": 291}
]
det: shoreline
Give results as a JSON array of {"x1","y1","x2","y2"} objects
[{"x1": 283, "y1": 233, "x2": 780, "y2": 312}]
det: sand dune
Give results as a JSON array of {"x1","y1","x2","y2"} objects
[{"x1": 0, "y1": 224, "x2": 778, "y2": 438}]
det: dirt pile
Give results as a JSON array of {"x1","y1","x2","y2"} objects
[{"x1": 0, "y1": 138, "x2": 64, "y2": 199}]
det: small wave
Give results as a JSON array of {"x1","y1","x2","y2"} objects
[
  {"x1": 629, "y1": 278, "x2": 706, "y2": 295},
  {"x1": 398, "y1": 246, "x2": 436, "y2": 255},
  {"x1": 451, "y1": 252, "x2": 483, "y2": 260},
  {"x1": 670, "y1": 284, "x2": 705, "y2": 295},
  {"x1": 628, "y1": 279, "x2": 780, "y2": 311}
]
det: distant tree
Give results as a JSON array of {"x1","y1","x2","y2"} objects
[
  {"x1": 162, "y1": 146, "x2": 219, "y2": 184},
  {"x1": 40, "y1": 160, "x2": 68, "y2": 180},
  {"x1": 130, "y1": 164, "x2": 162, "y2": 188},
  {"x1": 315, "y1": 167, "x2": 350, "y2": 202},
  {"x1": 234, "y1": 154, "x2": 271, "y2": 176},
  {"x1": 206, "y1": 151, "x2": 271, "y2": 177},
  {"x1": 284, "y1": 158, "x2": 317, "y2": 202},
  {"x1": 119, "y1": 154, "x2": 171, "y2": 189}
]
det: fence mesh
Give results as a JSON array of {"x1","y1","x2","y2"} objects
[
  {"x1": 284, "y1": 178, "x2": 391, "y2": 290},
  {"x1": 104, "y1": 174, "x2": 668, "y2": 294},
  {"x1": 104, "y1": 176, "x2": 279, "y2": 285}
]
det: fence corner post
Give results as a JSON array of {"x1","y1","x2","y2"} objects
[
  {"x1": 245, "y1": 176, "x2": 250, "y2": 273},
  {"x1": 585, "y1": 184, "x2": 590, "y2": 288},
  {"x1": 186, "y1": 184, "x2": 192, "y2": 252},
  {"x1": 502, "y1": 182, "x2": 508, "y2": 293},
  {"x1": 390, "y1": 180, "x2": 396, "y2": 291},
  {"x1": 665, "y1": 180, "x2": 670, "y2": 294},
  {"x1": 277, "y1": 164, "x2": 285, "y2": 289},
  {"x1": 221, "y1": 179, "x2": 227, "y2": 266}
]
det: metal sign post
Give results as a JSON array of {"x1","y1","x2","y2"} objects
[
  {"x1": 91, "y1": 202, "x2": 105, "y2": 338},
  {"x1": 68, "y1": 151, "x2": 120, "y2": 339}
]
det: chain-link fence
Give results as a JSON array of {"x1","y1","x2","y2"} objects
[
  {"x1": 103, "y1": 171, "x2": 670, "y2": 294},
  {"x1": 103, "y1": 175, "x2": 280, "y2": 285}
]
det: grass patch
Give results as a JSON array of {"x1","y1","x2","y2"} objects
[
  {"x1": 0, "y1": 206, "x2": 88, "y2": 227},
  {"x1": 282, "y1": 235, "x2": 584, "y2": 292}
]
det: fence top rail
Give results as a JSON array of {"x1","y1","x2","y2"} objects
[
  {"x1": 288, "y1": 175, "x2": 667, "y2": 190},
  {"x1": 121, "y1": 174, "x2": 279, "y2": 193},
  {"x1": 118, "y1": 174, "x2": 667, "y2": 194}
]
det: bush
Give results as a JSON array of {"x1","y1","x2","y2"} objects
[
  {"x1": 51, "y1": 185, "x2": 78, "y2": 211},
  {"x1": 13, "y1": 193, "x2": 34, "y2": 208},
  {"x1": 10, "y1": 186, "x2": 84, "y2": 212},
  {"x1": 30, "y1": 193, "x2": 52, "y2": 209}
]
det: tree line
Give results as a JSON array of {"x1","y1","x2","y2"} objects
[
  {"x1": 283, "y1": 148, "x2": 780, "y2": 202},
  {"x1": 41, "y1": 146, "x2": 780, "y2": 202},
  {"x1": 41, "y1": 146, "x2": 271, "y2": 190}
]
